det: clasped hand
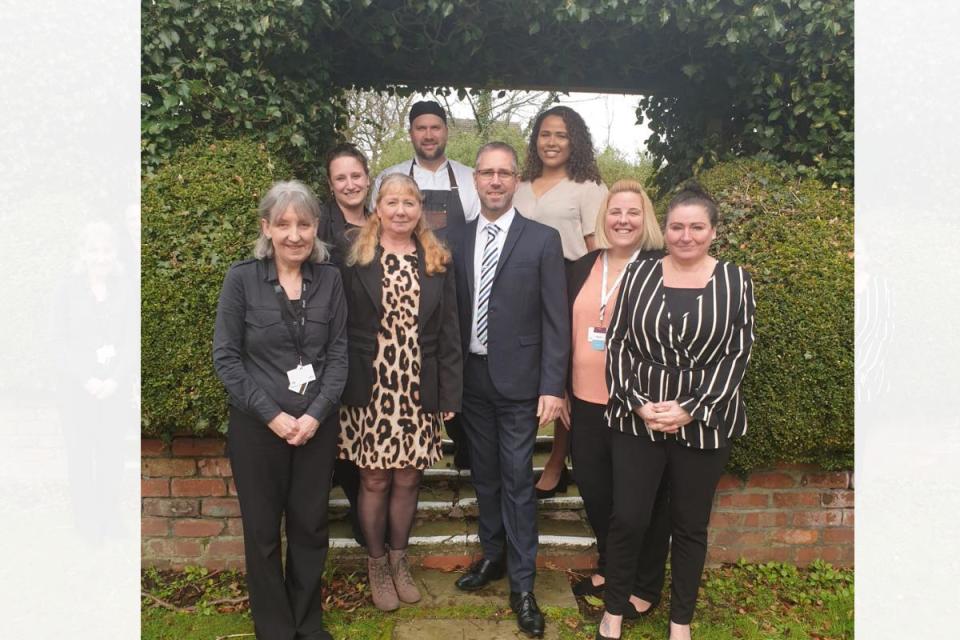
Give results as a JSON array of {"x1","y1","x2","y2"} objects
[
  {"x1": 267, "y1": 412, "x2": 320, "y2": 446},
  {"x1": 635, "y1": 400, "x2": 693, "y2": 434}
]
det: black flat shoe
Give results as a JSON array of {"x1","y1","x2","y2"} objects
[
  {"x1": 454, "y1": 557, "x2": 505, "y2": 591},
  {"x1": 623, "y1": 598, "x2": 659, "y2": 619},
  {"x1": 572, "y1": 574, "x2": 605, "y2": 597},
  {"x1": 510, "y1": 591, "x2": 545, "y2": 638},
  {"x1": 595, "y1": 632, "x2": 619, "y2": 640},
  {"x1": 535, "y1": 465, "x2": 570, "y2": 499}
]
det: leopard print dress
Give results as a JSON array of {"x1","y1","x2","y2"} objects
[{"x1": 338, "y1": 251, "x2": 442, "y2": 469}]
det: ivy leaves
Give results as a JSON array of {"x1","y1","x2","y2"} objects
[
  {"x1": 141, "y1": 0, "x2": 342, "y2": 186},
  {"x1": 143, "y1": 0, "x2": 852, "y2": 193}
]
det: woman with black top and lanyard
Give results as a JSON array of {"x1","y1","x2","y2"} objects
[
  {"x1": 596, "y1": 184, "x2": 756, "y2": 640},
  {"x1": 562, "y1": 181, "x2": 671, "y2": 614},
  {"x1": 213, "y1": 180, "x2": 348, "y2": 640}
]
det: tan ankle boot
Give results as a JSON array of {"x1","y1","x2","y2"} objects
[
  {"x1": 388, "y1": 547, "x2": 421, "y2": 604},
  {"x1": 368, "y1": 554, "x2": 399, "y2": 611}
]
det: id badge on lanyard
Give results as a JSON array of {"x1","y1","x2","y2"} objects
[
  {"x1": 274, "y1": 281, "x2": 314, "y2": 395},
  {"x1": 589, "y1": 250, "x2": 640, "y2": 351}
]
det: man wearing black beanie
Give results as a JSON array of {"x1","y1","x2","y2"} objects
[{"x1": 371, "y1": 100, "x2": 480, "y2": 247}]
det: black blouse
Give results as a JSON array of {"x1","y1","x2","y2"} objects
[
  {"x1": 605, "y1": 258, "x2": 756, "y2": 450},
  {"x1": 213, "y1": 258, "x2": 348, "y2": 424}
]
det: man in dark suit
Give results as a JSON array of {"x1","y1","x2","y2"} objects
[{"x1": 450, "y1": 142, "x2": 570, "y2": 638}]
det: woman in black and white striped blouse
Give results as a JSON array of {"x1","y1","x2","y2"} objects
[{"x1": 595, "y1": 184, "x2": 756, "y2": 640}]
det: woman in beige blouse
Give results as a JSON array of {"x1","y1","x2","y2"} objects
[{"x1": 514, "y1": 105, "x2": 609, "y2": 497}]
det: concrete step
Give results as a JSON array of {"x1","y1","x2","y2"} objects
[
  {"x1": 327, "y1": 483, "x2": 584, "y2": 515},
  {"x1": 326, "y1": 500, "x2": 598, "y2": 570}
]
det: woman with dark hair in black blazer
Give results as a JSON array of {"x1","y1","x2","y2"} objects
[
  {"x1": 321, "y1": 143, "x2": 373, "y2": 266},
  {"x1": 597, "y1": 184, "x2": 756, "y2": 640},
  {"x1": 338, "y1": 173, "x2": 462, "y2": 612},
  {"x1": 562, "y1": 180, "x2": 671, "y2": 616}
]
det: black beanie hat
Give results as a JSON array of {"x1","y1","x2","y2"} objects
[{"x1": 408, "y1": 100, "x2": 447, "y2": 124}]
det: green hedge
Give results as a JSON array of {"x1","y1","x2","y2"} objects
[
  {"x1": 142, "y1": 146, "x2": 853, "y2": 474},
  {"x1": 669, "y1": 160, "x2": 854, "y2": 472},
  {"x1": 142, "y1": 138, "x2": 292, "y2": 436}
]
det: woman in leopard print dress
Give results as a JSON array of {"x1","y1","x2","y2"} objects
[{"x1": 339, "y1": 174, "x2": 462, "y2": 611}]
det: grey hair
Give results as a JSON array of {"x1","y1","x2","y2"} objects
[
  {"x1": 475, "y1": 141, "x2": 519, "y2": 173},
  {"x1": 253, "y1": 180, "x2": 329, "y2": 262}
]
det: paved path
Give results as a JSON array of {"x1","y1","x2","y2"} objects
[{"x1": 386, "y1": 567, "x2": 578, "y2": 639}]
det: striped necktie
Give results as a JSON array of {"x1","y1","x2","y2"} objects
[{"x1": 476, "y1": 223, "x2": 501, "y2": 348}]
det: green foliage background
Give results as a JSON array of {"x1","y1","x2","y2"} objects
[
  {"x1": 141, "y1": 139, "x2": 292, "y2": 434},
  {"x1": 142, "y1": 140, "x2": 853, "y2": 472},
  {"x1": 142, "y1": 0, "x2": 853, "y2": 192}
]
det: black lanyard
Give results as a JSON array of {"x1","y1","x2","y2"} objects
[{"x1": 272, "y1": 281, "x2": 307, "y2": 365}]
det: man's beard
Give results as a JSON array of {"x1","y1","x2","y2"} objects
[{"x1": 415, "y1": 142, "x2": 446, "y2": 161}]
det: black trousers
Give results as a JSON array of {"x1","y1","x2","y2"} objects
[
  {"x1": 227, "y1": 406, "x2": 338, "y2": 640},
  {"x1": 569, "y1": 397, "x2": 670, "y2": 600},
  {"x1": 460, "y1": 354, "x2": 539, "y2": 592},
  {"x1": 603, "y1": 429, "x2": 730, "y2": 625},
  {"x1": 332, "y1": 458, "x2": 363, "y2": 545}
]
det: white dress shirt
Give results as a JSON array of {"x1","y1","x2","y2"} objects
[
  {"x1": 372, "y1": 157, "x2": 481, "y2": 222},
  {"x1": 469, "y1": 207, "x2": 516, "y2": 355}
]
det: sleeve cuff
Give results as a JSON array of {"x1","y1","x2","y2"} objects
[
  {"x1": 678, "y1": 396, "x2": 716, "y2": 428},
  {"x1": 305, "y1": 394, "x2": 335, "y2": 423}
]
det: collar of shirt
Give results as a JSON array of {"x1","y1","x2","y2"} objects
[
  {"x1": 478, "y1": 206, "x2": 516, "y2": 238},
  {"x1": 264, "y1": 258, "x2": 314, "y2": 284},
  {"x1": 412, "y1": 156, "x2": 450, "y2": 174}
]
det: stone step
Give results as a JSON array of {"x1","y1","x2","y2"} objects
[
  {"x1": 326, "y1": 502, "x2": 598, "y2": 568},
  {"x1": 327, "y1": 483, "x2": 583, "y2": 515}
]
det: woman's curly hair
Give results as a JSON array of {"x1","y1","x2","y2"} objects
[{"x1": 521, "y1": 106, "x2": 603, "y2": 184}]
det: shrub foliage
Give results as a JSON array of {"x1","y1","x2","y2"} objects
[
  {"x1": 677, "y1": 160, "x2": 854, "y2": 472},
  {"x1": 142, "y1": 144, "x2": 853, "y2": 472},
  {"x1": 141, "y1": 139, "x2": 292, "y2": 435}
]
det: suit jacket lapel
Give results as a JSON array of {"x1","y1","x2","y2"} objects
[
  {"x1": 357, "y1": 246, "x2": 384, "y2": 316},
  {"x1": 416, "y1": 240, "x2": 441, "y2": 325},
  {"x1": 493, "y1": 212, "x2": 525, "y2": 283},
  {"x1": 463, "y1": 219, "x2": 478, "y2": 303}
]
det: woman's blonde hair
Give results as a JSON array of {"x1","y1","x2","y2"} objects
[
  {"x1": 593, "y1": 179, "x2": 664, "y2": 251},
  {"x1": 347, "y1": 173, "x2": 450, "y2": 275}
]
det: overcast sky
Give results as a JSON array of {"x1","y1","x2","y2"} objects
[{"x1": 444, "y1": 91, "x2": 652, "y2": 162}]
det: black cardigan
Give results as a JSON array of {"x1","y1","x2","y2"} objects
[{"x1": 339, "y1": 240, "x2": 463, "y2": 413}]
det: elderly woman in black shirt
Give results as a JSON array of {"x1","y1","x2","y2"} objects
[{"x1": 213, "y1": 180, "x2": 348, "y2": 640}]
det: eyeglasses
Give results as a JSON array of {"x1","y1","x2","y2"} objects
[{"x1": 476, "y1": 169, "x2": 517, "y2": 181}]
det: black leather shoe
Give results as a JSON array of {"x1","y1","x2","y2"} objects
[
  {"x1": 454, "y1": 558, "x2": 505, "y2": 591},
  {"x1": 510, "y1": 591, "x2": 545, "y2": 638},
  {"x1": 535, "y1": 464, "x2": 570, "y2": 499}
]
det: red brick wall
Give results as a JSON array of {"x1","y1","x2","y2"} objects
[
  {"x1": 142, "y1": 438, "x2": 853, "y2": 569},
  {"x1": 708, "y1": 466, "x2": 854, "y2": 566}
]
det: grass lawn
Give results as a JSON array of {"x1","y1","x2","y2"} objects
[{"x1": 142, "y1": 560, "x2": 852, "y2": 639}]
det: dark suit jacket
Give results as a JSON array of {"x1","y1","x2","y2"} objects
[
  {"x1": 339, "y1": 239, "x2": 462, "y2": 413},
  {"x1": 452, "y1": 212, "x2": 570, "y2": 400},
  {"x1": 565, "y1": 248, "x2": 665, "y2": 393}
]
